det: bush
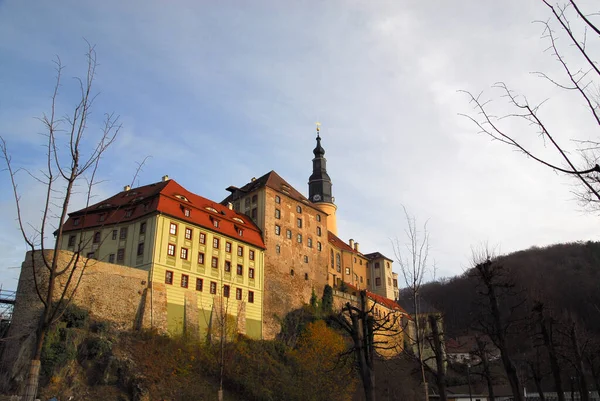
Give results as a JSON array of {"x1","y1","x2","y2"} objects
[
  {"x1": 85, "y1": 336, "x2": 113, "y2": 359},
  {"x1": 41, "y1": 326, "x2": 79, "y2": 377},
  {"x1": 61, "y1": 304, "x2": 89, "y2": 328}
]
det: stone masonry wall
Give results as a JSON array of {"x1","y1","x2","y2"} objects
[{"x1": 1, "y1": 250, "x2": 168, "y2": 390}]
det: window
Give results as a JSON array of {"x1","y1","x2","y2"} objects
[
  {"x1": 181, "y1": 274, "x2": 189, "y2": 288},
  {"x1": 297, "y1": 234, "x2": 302, "y2": 243},
  {"x1": 112, "y1": 230, "x2": 117, "y2": 240},
  {"x1": 251, "y1": 208, "x2": 257, "y2": 219},
  {"x1": 297, "y1": 218, "x2": 302, "y2": 228},
  {"x1": 387, "y1": 262, "x2": 390, "y2": 269},
  {"x1": 375, "y1": 262, "x2": 380, "y2": 269},
  {"x1": 120, "y1": 227, "x2": 128, "y2": 239},
  {"x1": 307, "y1": 238, "x2": 312, "y2": 248},
  {"x1": 238, "y1": 228, "x2": 244, "y2": 236},
  {"x1": 210, "y1": 281, "x2": 217, "y2": 294},
  {"x1": 305, "y1": 273, "x2": 309, "y2": 280},
  {"x1": 98, "y1": 213, "x2": 106, "y2": 222},
  {"x1": 169, "y1": 223, "x2": 177, "y2": 235},
  {"x1": 213, "y1": 219, "x2": 219, "y2": 228},
  {"x1": 317, "y1": 241, "x2": 322, "y2": 251},
  {"x1": 304, "y1": 255, "x2": 309, "y2": 263},
  {"x1": 346, "y1": 267, "x2": 350, "y2": 275},
  {"x1": 249, "y1": 268, "x2": 255, "y2": 279},
  {"x1": 336, "y1": 253, "x2": 341, "y2": 272},
  {"x1": 360, "y1": 276, "x2": 364, "y2": 283},
  {"x1": 117, "y1": 248, "x2": 125, "y2": 263},
  {"x1": 276, "y1": 245, "x2": 280, "y2": 254},
  {"x1": 249, "y1": 250, "x2": 255, "y2": 260},
  {"x1": 236, "y1": 288, "x2": 242, "y2": 300},
  {"x1": 221, "y1": 242, "x2": 229, "y2": 253},
  {"x1": 388, "y1": 277, "x2": 392, "y2": 286},
  {"x1": 125, "y1": 209, "x2": 133, "y2": 218},
  {"x1": 213, "y1": 238, "x2": 220, "y2": 249},
  {"x1": 68, "y1": 235, "x2": 76, "y2": 247},
  {"x1": 237, "y1": 246, "x2": 243, "y2": 257},
  {"x1": 360, "y1": 259, "x2": 363, "y2": 265},
  {"x1": 137, "y1": 242, "x2": 144, "y2": 256},
  {"x1": 185, "y1": 227, "x2": 192, "y2": 240},
  {"x1": 275, "y1": 225, "x2": 281, "y2": 235},
  {"x1": 184, "y1": 208, "x2": 191, "y2": 217},
  {"x1": 248, "y1": 291, "x2": 254, "y2": 303},
  {"x1": 316, "y1": 214, "x2": 321, "y2": 222},
  {"x1": 108, "y1": 254, "x2": 115, "y2": 263},
  {"x1": 140, "y1": 221, "x2": 147, "y2": 234},
  {"x1": 73, "y1": 217, "x2": 80, "y2": 226},
  {"x1": 245, "y1": 198, "x2": 251, "y2": 208},
  {"x1": 275, "y1": 209, "x2": 280, "y2": 219},
  {"x1": 393, "y1": 279, "x2": 398, "y2": 288},
  {"x1": 180, "y1": 247, "x2": 188, "y2": 260},
  {"x1": 211, "y1": 257, "x2": 218, "y2": 268},
  {"x1": 198, "y1": 252, "x2": 205, "y2": 264},
  {"x1": 86, "y1": 252, "x2": 95, "y2": 259},
  {"x1": 252, "y1": 194, "x2": 258, "y2": 204},
  {"x1": 375, "y1": 277, "x2": 381, "y2": 286},
  {"x1": 223, "y1": 285, "x2": 230, "y2": 298},
  {"x1": 199, "y1": 232, "x2": 206, "y2": 244},
  {"x1": 296, "y1": 205, "x2": 302, "y2": 213},
  {"x1": 367, "y1": 279, "x2": 370, "y2": 285},
  {"x1": 165, "y1": 270, "x2": 173, "y2": 285},
  {"x1": 330, "y1": 250, "x2": 334, "y2": 268},
  {"x1": 286, "y1": 229, "x2": 292, "y2": 239},
  {"x1": 290, "y1": 269, "x2": 294, "y2": 276},
  {"x1": 237, "y1": 264, "x2": 243, "y2": 275},
  {"x1": 167, "y1": 243, "x2": 176, "y2": 256},
  {"x1": 316, "y1": 227, "x2": 321, "y2": 236},
  {"x1": 275, "y1": 195, "x2": 280, "y2": 204},
  {"x1": 225, "y1": 261, "x2": 231, "y2": 272},
  {"x1": 196, "y1": 278, "x2": 203, "y2": 291}
]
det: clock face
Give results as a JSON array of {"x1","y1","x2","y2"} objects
[{"x1": 313, "y1": 194, "x2": 321, "y2": 201}]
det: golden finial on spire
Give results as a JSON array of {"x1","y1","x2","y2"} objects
[{"x1": 315, "y1": 122, "x2": 321, "y2": 137}]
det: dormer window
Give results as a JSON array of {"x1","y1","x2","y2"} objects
[
  {"x1": 175, "y1": 194, "x2": 189, "y2": 202},
  {"x1": 125, "y1": 209, "x2": 134, "y2": 218},
  {"x1": 232, "y1": 217, "x2": 244, "y2": 224},
  {"x1": 184, "y1": 208, "x2": 191, "y2": 217},
  {"x1": 238, "y1": 229, "x2": 243, "y2": 236},
  {"x1": 98, "y1": 214, "x2": 106, "y2": 222},
  {"x1": 213, "y1": 219, "x2": 219, "y2": 228},
  {"x1": 205, "y1": 207, "x2": 218, "y2": 213},
  {"x1": 73, "y1": 217, "x2": 80, "y2": 226}
]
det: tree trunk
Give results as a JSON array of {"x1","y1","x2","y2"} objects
[
  {"x1": 476, "y1": 336, "x2": 495, "y2": 401},
  {"x1": 534, "y1": 305, "x2": 565, "y2": 401},
  {"x1": 529, "y1": 360, "x2": 546, "y2": 401},
  {"x1": 429, "y1": 314, "x2": 447, "y2": 401},
  {"x1": 480, "y1": 261, "x2": 523, "y2": 401},
  {"x1": 570, "y1": 323, "x2": 589, "y2": 401}
]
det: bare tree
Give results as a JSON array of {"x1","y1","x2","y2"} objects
[
  {"x1": 461, "y1": 1, "x2": 600, "y2": 211},
  {"x1": 334, "y1": 290, "x2": 406, "y2": 401},
  {"x1": 469, "y1": 252, "x2": 524, "y2": 401},
  {"x1": 392, "y1": 207, "x2": 434, "y2": 401},
  {"x1": 0, "y1": 44, "x2": 120, "y2": 400}
]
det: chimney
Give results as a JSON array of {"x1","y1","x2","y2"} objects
[
  {"x1": 162, "y1": 175, "x2": 170, "y2": 182},
  {"x1": 124, "y1": 185, "x2": 131, "y2": 191},
  {"x1": 227, "y1": 202, "x2": 234, "y2": 210},
  {"x1": 354, "y1": 242, "x2": 360, "y2": 252},
  {"x1": 349, "y1": 239, "x2": 355, "y2": 249}
]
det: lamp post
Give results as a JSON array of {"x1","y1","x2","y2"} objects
[{"x1": 467, "y1": 362, "x2": 473, "y2": 401}]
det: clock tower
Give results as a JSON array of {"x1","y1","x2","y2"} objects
[{"x1": 308, "y1": 123, "x2": 338, "y2": 235}]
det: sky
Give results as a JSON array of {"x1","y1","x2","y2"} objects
[{"x1": 0, "y1": 1, "x2": 599, "y2": 291}]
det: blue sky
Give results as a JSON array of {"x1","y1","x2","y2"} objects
[{"x1": 1, "y1": 1, "x2": 598, "y2": 290}]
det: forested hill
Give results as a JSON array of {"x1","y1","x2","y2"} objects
[{"x1": 418, "y1": 241, "x2": 600, "y2": 338}]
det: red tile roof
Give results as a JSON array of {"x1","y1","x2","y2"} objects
[
  {"x1": 328, "y1": 231, "x2": 359, "y2": 254},
  {"x1": 62, "y1": 179, "x2": 265, "y2": 249},
  {"x1": 344, "y1": 282, "x2": 409, "y2": 315},
  {"x1": 222, "y1": 170, "x2": 325, "y2": 214}
]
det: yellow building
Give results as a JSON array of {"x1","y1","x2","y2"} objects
[
  {"x1": 327, "y1": 232, "x2": 368, "y2": 289},
  {"x1": 59, "y1": 176, "x2": 266, "y2": 339}
]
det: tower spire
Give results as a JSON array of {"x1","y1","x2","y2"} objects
[{"x1": 308, "y1": 123, "x2": 333, "y2": 204}]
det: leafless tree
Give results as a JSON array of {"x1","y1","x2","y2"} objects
[
  {"x1": 0, "y1": 44, "x2": 120, "y2": 400},
  {"x1": 461, "y1": 1, "x2": 600, "y2": 212},
  {"x1": 333, "y1": 290, "x2": 407, "y2": 401},
  {"x1": 469, "y1": 250, "x2": 524, "y2": 401},
  {"x1": 392, "y1": 206, "x2": 434, "y2": 401}
]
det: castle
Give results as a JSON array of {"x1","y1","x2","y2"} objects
[{"x1": 56, "y1": 127, "x2": 402, "y2": 340}]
